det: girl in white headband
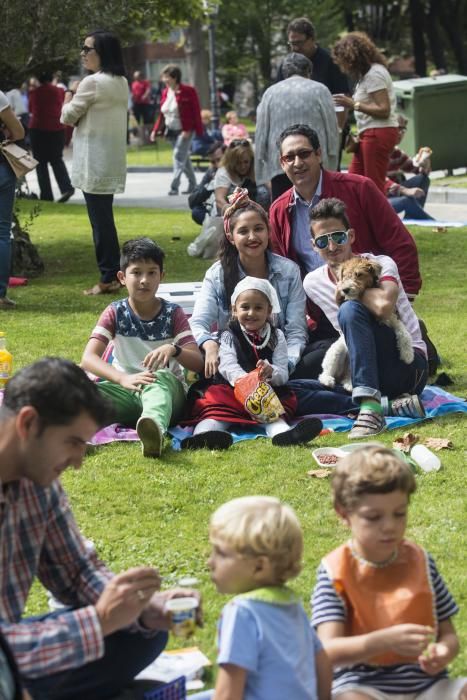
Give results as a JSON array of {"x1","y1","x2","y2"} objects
[{"x1": 181, "y1": 276, "x2": 322, "y2": 450}]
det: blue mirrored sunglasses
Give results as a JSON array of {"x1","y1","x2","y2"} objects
[{"x1": 313, "y1": 230, "x2": 349, "y2": 249}]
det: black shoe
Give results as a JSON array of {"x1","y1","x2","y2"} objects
[
  {"x1": 57, "y1": 188, "x2": 75, "y2": 203},
  {"x1": 182, "y1": 187, "x2": 195, "y2": 195},
  {"x1": 181, "y1": 430, "x2": 233, "y2": 451},
  {"x1": 418, "y1": 318, "x2": 440, "y2": 376},
  {"x1": 271, "y1": 418, "x2": 323, "y2": 447},
  {"x1": 168, "y1": 189, "x2": 179, "y2": 196}
]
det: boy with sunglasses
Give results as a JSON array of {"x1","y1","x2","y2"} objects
[{"x1": 303, "y1": 197, "x2": 428, "y2": 438}]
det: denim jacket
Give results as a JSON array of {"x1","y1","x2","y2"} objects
[{"x1": 189, "y1": 251, "x2": 308, "y2": 369}]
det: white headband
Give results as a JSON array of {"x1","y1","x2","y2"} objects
[{"x1": 231, "y1": 276, "x2": 281, "y2": 314}]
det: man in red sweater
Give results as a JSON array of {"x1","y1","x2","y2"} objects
[{"x1": 269, "y1": 124, "x2": 421, "y2": 300}]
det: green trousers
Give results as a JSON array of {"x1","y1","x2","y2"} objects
[{"x1": 97, "y1": 369, "x2": 186, "y2": 434}]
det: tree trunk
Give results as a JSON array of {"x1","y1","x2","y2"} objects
[
  {"x1": 11, "y1": 211, "x2": 45, "y2": 277},
  {"x1": 426, "y1": 0, "x2": 447, "y2": 71},
  {"x1": 409, "y1": 0, "x2": 427, "y2": 76},
  {"x1": 438, "y1": 1, "x2": 467, "y2": 73},
  {"x1": 184, "y1": 19, "x2": 210, "y2": 108}
]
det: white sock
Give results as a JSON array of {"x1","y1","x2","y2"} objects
[
  {"x1": 265, "y1": 418, "x2": 289, "y2": 438},
  {"x1": 193, "y1": 419, "x2": 230, "y2": 435}
]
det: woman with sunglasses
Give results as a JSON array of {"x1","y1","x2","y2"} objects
[
  {"x1": 61, "y1": 30, "x2": 128, "y2": 295},
  {"x1": 332, "y1": 32, "x2": 399, "y2": 194},
  {"x1": 214, "y1": 139, "x2": 270, "y2": 215},
  {"x1": 190, "y1": 187, "x2": 308, "y2": 380}
]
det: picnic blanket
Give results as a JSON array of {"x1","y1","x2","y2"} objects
[{"x1": 88, "y1": 386, "x2": 467, "y2": 447}]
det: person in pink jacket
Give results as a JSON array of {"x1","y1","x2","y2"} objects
[{"x1": 150, "y1": 64, "x2": 203, "y2": 195}]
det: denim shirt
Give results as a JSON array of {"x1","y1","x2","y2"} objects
[{"x1": 189, "y1": 251, "x2": 308, "y2": 369}]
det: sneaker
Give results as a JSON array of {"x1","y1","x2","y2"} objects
[
  {"x1": 136, "y1": 417, "x2": 163, "y2": 457},
  {"x1": 181, "y1": 430, "x2": 233, "y2": 451},
  {"x1": 349, "y1": 409, "x2": 386, "y2": 439},
  {"x1": 57, "y1": 188, "x2": 75, "y2": 203},
  {"x1": 385, "y1": 394, "x2": 426, "y2": 419},
  {"x1": 168, "y1": 189, "x2": 179, "y2": 196},
  {"x1": 0, "y1": 296, "x2": 16, "y2": 310},
  {"x1": 272, "y1": 417, "x2": 323, "y2": 447}
]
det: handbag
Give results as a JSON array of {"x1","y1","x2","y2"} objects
[
  {"x1": 0, "y1": 142, "x2": 38, "y2": 178},
  {"x1": 344, "y1": 132, "x2": 360, "y2": 154}
]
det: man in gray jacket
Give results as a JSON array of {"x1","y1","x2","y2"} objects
[{"x1": 255, "y1": 53, "x2": 339, "y2": 201}]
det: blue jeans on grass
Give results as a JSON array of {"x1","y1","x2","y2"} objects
[
  {"x1": 388, "y1": 173, "x2": 434, "y2": 220},
  {"x1": 0, "y1": 160, "x2": 16, "y2": 298},
  {"x1": 338, "y1": 300, "x2": 428, "y2": 402},
  {"x1": 22, "y1": 609, "x2": 168, "y2": 700},
  {"x1": 83, "y1": 192, "x2": 120, "y2": 283}
]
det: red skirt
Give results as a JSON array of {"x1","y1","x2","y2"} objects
[{"x1": 182, "y1": 382, "x2": 297, "y2": 426}]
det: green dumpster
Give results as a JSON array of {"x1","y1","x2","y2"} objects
[{"x1": 393, "y1": 75, "x2": 467, "y2": 170}]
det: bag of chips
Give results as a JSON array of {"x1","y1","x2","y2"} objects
[{"x1": 234, "y1": 369, "x2": 285, "y2": 423}]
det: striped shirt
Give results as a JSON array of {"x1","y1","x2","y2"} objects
[
  {"x1": 90, "y1": 298, "x2": 196, "y2": 389},
  {"x1": 311, "y1": 550, "x2": 458, "y2": 694},
  {"x1": 0, "y1": 479, "x2": 113, "y2": 679}
]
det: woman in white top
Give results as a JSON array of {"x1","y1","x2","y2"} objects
[
  {"x1": 332, "y1": 32, "x2": 398, "y2": 193},
  {"x1": 61, "y1": 30, "x2": 128, "y2": 295},
  {"x1": 0, "y1": 91, "x2": 25, "y2": 309}
]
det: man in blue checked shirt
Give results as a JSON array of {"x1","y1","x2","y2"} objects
[{"x1": 0, "y1": 358, "x2": 201, "y2": 699}]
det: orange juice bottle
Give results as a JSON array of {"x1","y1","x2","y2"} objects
[{"x1": 0, "y1": 332, "x2": 13, "y2": 389}]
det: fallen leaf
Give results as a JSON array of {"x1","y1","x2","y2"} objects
[
  {"x1": 307, "y1": 468, "x2": 332, "y2": 479},
  {"x1": 393, "y1": 432, "x2": 418, "y2": 453},
  {"x1": 424, "y1": 438, "x2": 453, "y2": 451}
]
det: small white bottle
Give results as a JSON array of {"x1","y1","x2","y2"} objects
[{"x1": 410, "y1": 444, "x2": 441, "y2": 472}]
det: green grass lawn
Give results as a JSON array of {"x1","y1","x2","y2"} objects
[
  {"x1": 7, "y1": 201, "x2": 467, "y2": 683},
  {"x1": 127, "y1": 142, "x2": 173, "y2": 167}
]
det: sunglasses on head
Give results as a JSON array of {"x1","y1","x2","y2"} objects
[
  {"x1": 280, "y1": 148, "x2": 314, "y2": 164},
  {"x1": 229, "y1": 139, "x2": 250, "y2": 148},
  {"x1": 81, "y1": 45, "x2": 95, "y2": 54},
  {"x1": 313, "y1": 230, "x2": 349, "y2": 249}
]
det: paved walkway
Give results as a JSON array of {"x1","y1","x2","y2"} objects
[{"x1": 25, "y1": 164, "x2": 467, "y2": 222}]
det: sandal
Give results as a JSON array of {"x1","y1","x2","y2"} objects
[
  {"x1": 349, "y1": 409, "x2": 386, "y2": 440},
  {"x1": 83, "y1": 280, "x2": 121, "y2": 296}
]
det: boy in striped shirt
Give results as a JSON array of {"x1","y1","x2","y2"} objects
[{"x1": 311, "y1": 446, "x2": 466, "y2": 700}]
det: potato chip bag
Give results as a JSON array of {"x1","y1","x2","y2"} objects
[{"x1": 234, "y1": 369, "x2": 285, "y2": 423}]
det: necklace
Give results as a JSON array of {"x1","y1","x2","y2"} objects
[
  {"x1": 349, "y1": 540, "x2": 398, "y2": 569},
  {"x1": 240, "y1": 323, "x2": 271, "y2": 350}
]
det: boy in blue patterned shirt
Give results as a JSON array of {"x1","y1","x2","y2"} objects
[{"x1": 81, "y1": 237, "x2": 203, "y2": 457}]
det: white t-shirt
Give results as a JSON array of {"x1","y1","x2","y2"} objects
[
  {"x1": 0, "y1": 90, "x2": 10, "y2": 113},
  {"x1": 353, "y1": 63, "x2": 398, "y2": 133},
  {"x1": 161, "y1": 88, "x2": 181, "y2": 130},
  {"x1": 303, "y1": 253, "x2": 427, "y2": 356}
]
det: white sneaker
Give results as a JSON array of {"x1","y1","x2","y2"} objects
[{"x1": 136, "y1": 417, "x2": 163, "y2": 457}]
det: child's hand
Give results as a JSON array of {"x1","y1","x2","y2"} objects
[
  {"x1": 119, "y1": 371, "x2": 155, "y2": 391},
  {"x1": 385, "y1": 624, "x2": 434, "y2": 657},
  {"x1": 204, "y1": 342, "x2": 219, "y2": 378},
  {"x1": 256, "y1": 359, "x2": 273, "y2": 381},
  {"x1": 418, "y1": 641, "x2": 451, "y2": 675},
  {"x1": 143, "y1": 345, "x2": 176, "y2": 371}
]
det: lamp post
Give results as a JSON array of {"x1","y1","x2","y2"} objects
[{"x1": 202, "y1": 0, "x2": 220, "y2": 130}]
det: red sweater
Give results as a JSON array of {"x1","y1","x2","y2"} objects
[
  {"x1": 152, "y1": 83, "x2": 203, "y2": 136},
  {"x1": 269, "y1": 169, "x2": 421, "y2": 298},
  {"x1": 29, "y1": 84, "x2": 65, "y2": 131}
]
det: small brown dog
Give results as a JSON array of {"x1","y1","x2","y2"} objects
[{"x1": 319, "y1": 257, "x2": 414, "y2": 391}]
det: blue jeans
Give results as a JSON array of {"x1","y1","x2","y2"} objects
[
  {"x1": 22, "y1": 609, "x2": 168, "y2": 700},
  {"x1": 338, "y1": 300, "x2": 428, "y2": 402},
  {"x1": 168, "y1": 132, "x2": 196, "y2": 193},
  {"x1": 83, "y1": 192, "x2": 120, "y2": 283},
  {"x1": 288, "y1": 378, "x2": 359, "y2": 415},
  {"x1": 388, "y1": 173, "x2": 434, "y2": 220},
  {"x1": 0, "y1": 161, "x2": 16, "y2": 297}
]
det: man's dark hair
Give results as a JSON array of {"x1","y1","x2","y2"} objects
[
  {"x1": 86, "y1": 30, "x2": 126, "y2": 76},
  {"x1": 37, "y1": 71, "x2": 54, "y2": 84},
  {"x1": 310, "y1": 197, "x2": 350, "y2": 234},
  {"x1": 207, "y1": 141, "x2": 227, "y2": 157},
  {"x1": 162, "y1": 64, "x2": 182, "y2": 84},
  {"x1": 287, "y1": 17, "x2": 316, "y2": 39},
  {"x1": 281, "y1": 53, "x2": 313, "y2": 79},
  {"x1": 2, "y1": 358, "x2": 112, "y2": 432},
  {"x1": 277, "y1": 124, "x2": 320, "y2": 151},
  {"x1": 120, "y1": 237, "x2": 165, "y2": 273}
]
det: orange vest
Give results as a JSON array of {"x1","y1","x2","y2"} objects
[{"x1": 323, "y1": 540, "x2": 436, "y2": 666}]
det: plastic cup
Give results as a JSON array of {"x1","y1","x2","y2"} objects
[{"x1": 165, "y1": 596, "x2": 198, "y2": 638}]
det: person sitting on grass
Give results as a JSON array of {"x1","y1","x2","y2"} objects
[
  {"x1": 81, "y1": 237, "x2": 204, "y2": 458},
  {"x1": 190, "y1": 496, "x2": 332, "y2": 700},
  {"x1": 304, "y1": 197, "x2": 428, "y2": 439},
  {"x1": 181, "y1": 276, "x2": 322, "y2": 450},
  {"x1": 311, "y1": 446, "x2": 467, "y2": 700}
]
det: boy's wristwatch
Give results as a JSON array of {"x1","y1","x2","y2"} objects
[{"x1": 171, "y1": 343, "x2": 182, "y2": 357}]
